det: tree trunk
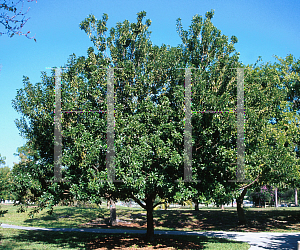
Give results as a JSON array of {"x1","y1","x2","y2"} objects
[
  {"x1": 194, "y1": 200, "x2": 199, "y2": 211},
  {"x1": 145, "y1": 195, "x2": 155, "y2": 242},
  {"x1": 237, "y1": 187, "x2": 247, "y2": 225},
  {"x1": 109, "y1": 198, "x2": 117, "y2": 226},
  {"x1": 275, "y1": 187, "x2": 278, "y2": 208},
  {"x1": 295, "y1": 188, "x2": 298, "y2": 206}
]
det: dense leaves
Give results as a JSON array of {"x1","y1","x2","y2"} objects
[{"x1": 11, "y1": 10, "x2": 300, "y2": 239}]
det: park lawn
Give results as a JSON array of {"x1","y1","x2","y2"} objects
[
  {"x1": 0, "y1": 228, "x2": 250, "y2": 249},
  {"x1": 0, "y1": 204, "x2": 299, "y2": 233}
]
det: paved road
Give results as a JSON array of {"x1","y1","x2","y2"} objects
[{"x1": 1, "y1": 223, "x2": 300, "y2": 249}]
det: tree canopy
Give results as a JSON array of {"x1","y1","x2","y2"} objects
[{"x1": 11, "y1": 10, "x2": 300, "y2": 240}]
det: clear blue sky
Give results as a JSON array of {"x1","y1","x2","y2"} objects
[{"x1": 0, "y1": 0, "x2": 299, "y2": 169}]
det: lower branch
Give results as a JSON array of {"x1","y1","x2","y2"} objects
[{"x1": 130, "y1": 193, "x2": 147, "y2": 210}]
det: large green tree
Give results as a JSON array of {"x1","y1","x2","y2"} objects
[
  {"x1": 73, "y1": 11, "x2": 188, "y2": 241},
  {"x1": 12, "y1": 11, "x2": 187, "y2": 241},
  {"x1": 11, "y1": 10, "x2": 300, "y2": 241},
  {"x1": 75, "y1": 10, "x2": 249, "y2": 240}
]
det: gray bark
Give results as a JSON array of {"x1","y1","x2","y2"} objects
[
  {"x1": 275, "y1": 187, "x2": 278, "y2": 207},
  {"x1": 194, "y1": 200, "x2": 199, "y2": 211},
  {"x1": 237, "y1": 188, "x2": 247, "y2": 225},
  {"x1": 108, "y1": 198, "x2": 117, "y2": 226},
  {"x1": 145, "y1": 194, "x2": 155, "y2": 242}
]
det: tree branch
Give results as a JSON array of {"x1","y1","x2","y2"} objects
[
  {"x1": 130, "y1": 193, "x2": 147, "y2": 209},
  {"x1": 89, "y1": 164, "x2": 99, "y2": 173},
  {"x1": 153, "y1": 201, "x2": 165, "y2": 209},
  {"x1": 238, "y1": 174, "x2": 260, "y2": 190}
]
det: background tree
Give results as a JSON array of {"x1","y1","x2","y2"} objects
[
  {"x1": 0, "y1": 154, "x2": 10, "y2": 216},
  {"x1": 0, "y1": 154, "x2": 11, "y2": 201},
  {"x1": 0, "y1": 0, "x2": 36, "y2": 40},
  {"x1": 233, "y1": 56, "x2": 300, "y2": 224},
  {"x1": 10, "y1": 142, "x2": 54, "y2": 214},
  {"x1": 271, "y1": 55, "x2": 300, "y2": 203},
  {"x1": 0, "y1": 154, "x2": 5, "y2": 165}
]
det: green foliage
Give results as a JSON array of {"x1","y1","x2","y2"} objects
[
  {"x1": 0, "y1": 154, "x2": 10, "y2": 216},
  {"x1": 0, "y1": 153, "x2": 6, "y2": 165},
  {"x1": 174, "y1": 10, "x2": 242, "y2": 205},
  {"x1": 75, "y1": 11, "x2": 190, "y2": 208},
  {"x1": 0, "y1": 154, "x2": 12, "y2": 201},
  {"x1": 243, "y1": 55, "x2": 300, "y2": 191},
  {"x1": 11, "y1": 10, "x2": 300, "y2": 237},
  {"x1": 0, "y1": 167, "x2": 12, "y2": 200}
]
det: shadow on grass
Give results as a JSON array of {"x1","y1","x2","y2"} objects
[
  {"x1": 2, "y1": 230, "x2": 249, "y2": 249},
  {"x1": 10, "y1": 205, "x2": 300, "y2": 233},
  {"x1": 78, "y1": 208, "x2": 300, "y2": 232},
  {"x1": 22, "y1": 206, "x2": 108, "y2": 228},
  {"x1": 1, "y1": 230, "x2": 91, "y2": 249},
  {"x1": 151, "y1": 208, "x2": 300, "y2": 232},
  {"x1": 86, "y1": 234, "x2": 249, "y2": 249}
]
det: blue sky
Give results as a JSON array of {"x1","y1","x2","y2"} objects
[{"x1": 0, "y1": 0, "x2": 299, "y2": 168}]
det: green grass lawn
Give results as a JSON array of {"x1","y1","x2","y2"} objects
[
  {"x1": 0, "y1": 228, "x2": 250, "y2": 250},
  {"x1": 0, "y1": 204, "x2": 253, "y2": 249},
  {"x1": 2, "y1": 203, "x2": 299, "y2": 249},
  {"x1": 0, "y1": 204, "x2": 299, "y2": 232}
]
